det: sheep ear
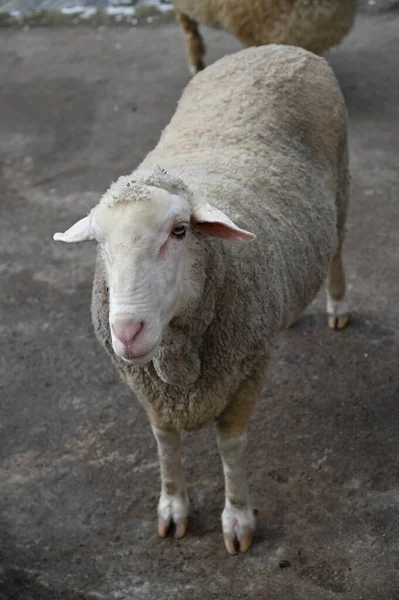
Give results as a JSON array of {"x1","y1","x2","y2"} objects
[
  {"x1": 53, "y1": 215, "x2": 94, "y2": 243},
  {"x1": 191, "y1": 203, "x2": 255, "y2": 243}
]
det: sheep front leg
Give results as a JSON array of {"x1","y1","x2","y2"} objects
[
  {"x1": 216, "y1": 372, "x2": 264, "y2": 554},
  {"x1": 216, "y1": 427, "x2": 255, "y2": 554},
  {"x1": 152, "y1": 426, "x2": 189, "y2": 538}
]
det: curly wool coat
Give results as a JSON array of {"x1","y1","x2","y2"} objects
[
  {"x1": 173, "y1": 0, "x2": 357, "y2": 55},
  {"x1": 91, "y1": 45, "x2": 349, "y2": 432}
]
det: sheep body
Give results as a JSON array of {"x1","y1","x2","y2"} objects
[
  {"x1": 91, "y1": 45, "x2": 349, "y2": 432},
  {"x1": 173, "y1": 0, "x2": 357, "y2": 72},
  {"x1": 55, "y1": 44, "x2": 351, "y2": 552}
]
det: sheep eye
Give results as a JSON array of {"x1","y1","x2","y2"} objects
[{"x1": 171, "y1": 224, "x2": 187, "y2": 239}]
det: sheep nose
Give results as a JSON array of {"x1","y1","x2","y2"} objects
[{"x1": 112, "y1": 317, "x2": 143, "y2": 346}]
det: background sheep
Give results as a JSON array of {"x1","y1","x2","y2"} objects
[
  {"x1": 173, "y1": 0, "x2": 357, "y2": 73},
  {"x1": 53, "y1": 45, "x2": 350, "y2": 554}
]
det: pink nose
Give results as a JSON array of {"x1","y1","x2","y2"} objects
[{"x1": 112, "y1": 317, "x2": 143, "y2": 346}]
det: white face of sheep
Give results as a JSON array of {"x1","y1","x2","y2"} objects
[{"x1": 54, "y1": 184, "x2": 255, "y2": 365}]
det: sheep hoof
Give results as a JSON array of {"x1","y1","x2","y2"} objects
[
  {"x1": 327, "y1": 296, "x2": 349, "y2": 330},
  {"x1": 239, "y1": 531, "x2": 253, "y2": 553},
  {"x1": 157, "y1": 516, "x2": 189, "y2": 539},
  {"x1": 224, "y1": 537, "x2": 237, "y2": 555},
  {"x1": 222, "y1": 503, "x2": 255, "y2": 554},
  {"x1": 158, "y1": 518, "x2": 170, "y2": 538},
  {"x1": 328, "y1": 313, "x2": 349, "y2": 330},
  {"x1": 174, "y1": 517, "x2": 189, "y2": 539},
  {"x1": 224, "y1": 530, "x2": 253, "y2": 555}
]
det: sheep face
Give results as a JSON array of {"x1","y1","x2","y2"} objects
[
  {"x1": 54, "y1": 181, "x2": 255, "y2": 366},
  {"x1": 94, "y1": 187, "x2": 192, "y2": 365}
]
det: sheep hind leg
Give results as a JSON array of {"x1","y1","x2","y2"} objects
[
  {"x1": 327, "y1": 239, "x2": 349, "y2": 330},
  {"x1": 152, "y1": 426, "x2": 189, "y2": 539},
  {"x1": 215, "y1": 368, "x2": 266, "y2": 554},
  {"x1": 175, "y1": 11, "x2": 205, "y2": 75}
]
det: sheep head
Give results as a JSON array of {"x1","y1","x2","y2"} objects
[{"x1": 53, "y1": 167, "x2": 255, "y2": 365}]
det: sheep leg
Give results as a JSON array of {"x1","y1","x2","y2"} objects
[
  {"x1": 216, "y1": 372, "x2": 264, "y2": 554},
  {"x1": 175, "y1": 11, "x2": 205, "y2": 75},
  {"x1": 327, "y1": 238, "x2": 349, "y2": 330},
  {"x1": 152, "y1": 426, "x2": 189, "y2": 538}
]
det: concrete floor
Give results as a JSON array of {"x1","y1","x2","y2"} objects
[
  {"x1": 0, "y1": 0, "x2": 397, "y2": 17},
  {"x1": 0, "y1": 9, "x2": 399, "y2": 600}
]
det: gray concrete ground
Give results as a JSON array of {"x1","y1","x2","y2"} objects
[
  {"x1": 0, "y1": 1, "x2": 398, "y2": 27},
  {"x1": 0, "y1": 0, "x2": 397, "y2": 15},
  {"x1": 1, "y1": 8, "x2": 399, "y2": 600},
  {"x1": 0, "y1": 0, "x2": 394, "y2": 19},
  {"x1": 0, "y1": 0, "x2": 171, "y2": 16}
]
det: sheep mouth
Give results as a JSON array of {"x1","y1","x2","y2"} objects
[{"x1": 120, "y1": 344, "x2": 158, "y2": 366}]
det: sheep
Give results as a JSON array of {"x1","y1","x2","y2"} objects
[
  {"x1": 173, "y1": 0, "x2": 357, "y2": 73},
  {"x1": 53, "y1": 44, "x2": 350, "y2": 554}
]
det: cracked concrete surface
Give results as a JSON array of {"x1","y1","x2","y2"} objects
[{"x1": 0, "y1": 9, "x2": 399, "y2": 600}]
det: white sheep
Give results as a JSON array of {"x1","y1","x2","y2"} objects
[
  {"x1": 173, "y1": 0, "x2": 357, "y2": 73},
  {"x1": 54, "y1": 45, "x2": 350, "y2": 554}
]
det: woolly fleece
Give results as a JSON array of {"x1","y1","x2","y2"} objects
[
  {"x1": 91, "y1": 45, "x2": 349, "y2": 431},
  {"x1": 173, "y1": 0, "x2": 357, "y2": 55}
]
